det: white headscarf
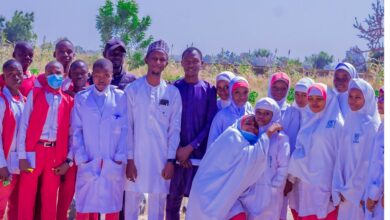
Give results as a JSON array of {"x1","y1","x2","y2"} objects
[
  {"x1": 288, "y1": 83, "x2": 343, "y2": 189},
  {"x1": 216, "y1": 71, "x2": 236, "y2": 109},
  {"x1": 267, "y1": 72, "x2": 290, "y2": 110},
  {"x1": 334, "y1": 62, "x2": 359, "y2": 79},
  {"x1": 255, "y1": 97, "x2": 281, "y2": 133},
  {"x1": 292, "y1": 78, "x2": 315, "y2": 120}
]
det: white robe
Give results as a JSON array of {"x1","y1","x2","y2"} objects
[
  {"x1": 245, "y1": 132, "x2": 290, "y2": 220},
  {"x1": 72, "y1": 85, "x2": 128, "y2": 213},
  {"x1": 332, "y1": 79, "x2": 380, "y2": 220},
  {"x1": 124, "y1": 76, "x2": 182, "y2": 194},
  {"x1": 364, "y1": 122, "x2": 384, "y2": 220},
  {"x1": 186, "y1": 126, "x2": 270, "y2": 220},
  {"x1": 288, "y1": 87, "x2": 344, "y2": 218}
]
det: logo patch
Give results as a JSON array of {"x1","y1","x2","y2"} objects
[
  {"x1": 326, "y1": 120, "x2": 336, "y2": 128},
  {"x1": 352, "y1": 133, "x2": 360, "y2": 143}
]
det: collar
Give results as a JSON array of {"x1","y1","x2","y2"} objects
[
  {"x1": 3, "y1": 87, "x2": 23, "y2": 103},
  {"x1": 93, "y1": 85, "x2": 110, "y2": 97}
]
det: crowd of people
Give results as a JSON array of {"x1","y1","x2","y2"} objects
[{"x1": 0, "y1": 38, "x2": 384, "y2": 220}]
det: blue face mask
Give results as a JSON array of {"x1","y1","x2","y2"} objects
[
  {"x1": 240, "y1": 130, "x2": 259, "y2": 145},
  {"x1": 47, "y1": 74, "x2": 63, "y2": 89}
]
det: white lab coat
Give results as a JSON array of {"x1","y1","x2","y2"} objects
[
  {"x1": 72, "y1": 85, "x2": 128, "y2": 213},
  {"x1": 186, "y1": 123, "x2": 270, "y2": 220},
  {"x1": 288, "y1": 85, "x2": 344, "y2": 218},
  {"x1": 365, "y1": 122, "x2": 384, "y2": 220},
  {"x1": 332, "y1": 79, "x2": 380, "y2": 220},
  {"x1": 124, "y1": 76, "x2": 182, "y2": 194}
]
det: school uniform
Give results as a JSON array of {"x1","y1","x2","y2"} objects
[
  {"x1": 71, "y1": 85, "x2": 127, "y2": 219},
  {"x1": 16, "y1": 78, "x2": 73, "y2": 220},
  {"x1": 332, "y1": 79, "x2": 380, "y2": 220},
  {"x1": 0, "y1": 70, "x2": 35, "y2": 97},
  {"x1": 0, "y1": 87, "x2": 24, "y2": 219}
]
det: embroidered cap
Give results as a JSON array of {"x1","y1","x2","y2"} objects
[{"x1": 146, "y1": 40, "x2": 170, "y2": 57}]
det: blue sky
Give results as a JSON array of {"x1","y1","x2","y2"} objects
[{"x1": 1, "y1": 0, "x2": 375, "y2": 61}]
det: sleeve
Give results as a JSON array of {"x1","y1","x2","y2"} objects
[
  {"x1": 206, "y1": 112, "x2": 224, "y2": 149},
  {"x1": 16, "y1": 91, "x2": 34, "y2": 160},
  {"x1": 67, "y1": 110, "x2": 74, "y2": 160},
  {"x1": 0, "y1": 99, "x2": 7, "y2": 167},
  {"x1": 125, "y1": 87, "x2": 135, "y2": 160},
  {"x1": 331, "y1": 123, "x2": 345, "y2": 206},
  {"x1": 167, "y1": 88, "x2": 182, "y2": 159},
  {"x1": 366, "y1": 136, "x2": 384, "y2": 201},
  {"x1": 71, "y1": 96, "x2": 88, "y2": 165},
  {"x1": 114, "y1": 94, "x2": 128, "y2": 163},
  {"x1": 189, "y1": 86, "x2": 217, "y2": 149},
  {"x1": 271, "y1": 136, "x2": 291, "y2": 188}
]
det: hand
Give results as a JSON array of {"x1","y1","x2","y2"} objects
[
  {"x1": 180, "y1": 160, "x2": 192, "y2": 169},
  {"x1": 19, "y1": 159, "x2": 32, "y2": 172},
  {"x1": 283, "y1": 179, "x2": 293, "y2": 196},
  {"x1": 366, "y1": 198, "x2": 377, "y2": 212},
  {"x1": 360, "y1": 200, "x2": 364, "y2": 208},
  {"x1": 176, "y1": 145, "x2": 193, "y2": 163},
  {"x1": 161, "y1": 162, "x2": 174, "y2": 180},
  {"x1": 0, "y1": 167, "x2": 10, "y2": 181},
  {"x1": 126, "y1": 159, "x2": 137, "y2": 182},
  {"x1": 381, "y1": 195, "x2": 384, "y2": 208},
  {"x1": 53, "y1": 162, "x2": 70, "y2": 175},
  {"x1": 339, "y1": 193, "x2": 346, "y2": 202},
  {"x1": 266, "y1": 123, "x2": 283, "y2": 138}
]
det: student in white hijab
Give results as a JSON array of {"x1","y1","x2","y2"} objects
[
  {"x1": 267, "y1": 72, "x2": 301, "y2": 219},
  {"x1": 216, "y1": 71, "x2": 236, "y2": 110},
  {"x1": 332, "y1": 78, "x2": 381, "y2": 220},
  {"x1": 288, "y1": 83, "x2": 343, "y2": 220},
  {"x1": 333, "y1": 62, "x2": 359, "y2": 116},
  {"x1": 186, "y1": 115, "x2": 282, "y2": 220},
  {"x1": 207, "y1": 76, "x2": 253, "y2": 148},
  {"x1": 292, "y1": 77, "x2": 315, "y2": 124},
  {"x1": 242, "y1": 97, "x2": 290, "y2": 220},
  {"x1": 365, "y1": 87, "x2": 384, "y2": 220}
]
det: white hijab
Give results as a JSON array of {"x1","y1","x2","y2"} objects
[
  {"x1": 228, "y1": 76, "x2": 253, "y2": 116},
  {"x1": 292, "y1": 77, "x2": 315, "y2": 123},
  {"x1": 288, "y1": 83, "x2": 343, "y2": 188},
  {"x1": 216, "y1": 71, "x2": 236, "y2": 109}
]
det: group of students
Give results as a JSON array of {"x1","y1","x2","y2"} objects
[{"x1": 0, "y1": 37, "x2": 384, "y2": 220}]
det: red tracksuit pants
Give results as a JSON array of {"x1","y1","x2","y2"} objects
[
  {"x1": 18, "y1": 144, "x2": 61, "y2": 220},
  {"x1": 0, "y1": 174, "x2": 19, "y2": 219},
  {"x1": 56, "y1": 165, "x2": 77, "y2": 220}
]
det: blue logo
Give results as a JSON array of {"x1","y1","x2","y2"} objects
[
  {"x1": 326, "y1": 120, "x2": 336, "y2": 128},
  {"x1": 352, "y1": 133, "x2": 360, "y2": 143}
]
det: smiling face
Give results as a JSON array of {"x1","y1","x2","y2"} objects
[
  {"x1": 69, "y1": 62, "x2": 89, "y2": 89},
  {"x1": 241, "y1": 116, "x2": 259, "y2": 135},
  {"x1": 348, "y1": 88, "x2": 365, "y2": 111},
  {"x1": 271, "y1": 80, "x2": 289, "y2": 101},
  {"x1": 333, "y1": 69, "x2": 351, "y2": 93},
  {"x1": 181, "y1": 50, "x2": 203, "y2": 78},
  {"x1": 255, "y1": 108, "x2": 273, "y2": 126},
  {"x1": 13, "y1": 43, "x2": 34, "y2": 73},
  {"x1": 145, "y1": 50, "x2": 168, "y2": 76},
  {"x1": 232, "y1": 86, "x2": 249, "y2": 107},
  {"x1": 54, "y1": 41, "x2": 75, "y2": 69},
  {"x1": 308, "y1": 95, "x2": 326, "y2": 113}
]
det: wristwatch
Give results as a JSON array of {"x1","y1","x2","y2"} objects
[
  {"x1": 65, "y1": 158, "x2": 74, "y2": 167},
  {"x1": 167, "y1": 159, "x2": 176, "y2": 164}
]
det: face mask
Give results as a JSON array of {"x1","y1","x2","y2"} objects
[
  {"x1": 47, "y1": 74, "x2": 63, "y2": 89},
  {"x1": 240, "y1": 130, "x2": 259, "y2": 145}
]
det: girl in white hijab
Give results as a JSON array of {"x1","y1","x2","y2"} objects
[
  {"x1": 293, "y1": 77, "x2": 315, "y2": 124},
  {"x1": 186, "y1": 115, "x2": 282, "y2": 220},
  {"x1": 332, "y1": 79, "x2": 380, "y2": 220},
  {"x1": 288, "y1": 83, "x2": 344, "y2": 220},
  {"x1": 365, "y1": 86, "x2": 384, "y2": 220},
  {"x1": 333, "y1": 62, "x2": 359, "y2": 116},
  {"x1": 207, "y1": 76, "x2": 253, "y2": 148},
  {"x1": 216, "y1": 71, "x2": 236, "y2": 110},
  {"x1": 242, "y1": 97, "x2": 290, "y2": 220}
]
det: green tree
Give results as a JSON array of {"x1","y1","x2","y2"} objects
[
  {"x1": 304, "y1": 51, "x2": 333, "y2": 69},
  {"x1": 96, "y1": 0, "x2": 153, "y2": 69},
  {"x1": 4, "y1": 11, "x2": 37, "y2": 43}
]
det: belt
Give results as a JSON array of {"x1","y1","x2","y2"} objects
[{"x1": 38, "y1": 140, "x2": 56, "y2": 147}]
